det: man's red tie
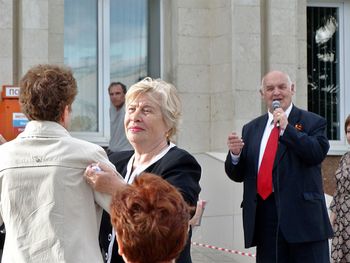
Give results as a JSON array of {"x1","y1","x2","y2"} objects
[{"x1": 257, "y1": 125, "x2": 279, "y2": 200}]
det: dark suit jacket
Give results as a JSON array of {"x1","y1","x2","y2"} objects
[
  {"x1": 100, "y1": 146, "x2": 201, "y2": 263},
  {"x1": 225, "y1": 105, "x2": 333, "y2": 248}
]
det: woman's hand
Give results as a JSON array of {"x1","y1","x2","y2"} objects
[{"x1": 85, "y1": 162, "x2": 125, "y2": 195}]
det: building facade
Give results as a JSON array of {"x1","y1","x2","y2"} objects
[
  {"x1": 2, "y1": 0, "x2": 348, "y2": 156},
  {"x1": 1, "y1": 0, "x2": 349, "y2": 258}
]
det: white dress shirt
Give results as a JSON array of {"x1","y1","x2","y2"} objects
[{"x1": 231, "y1": 103, "x2": 293, "y2": 167}]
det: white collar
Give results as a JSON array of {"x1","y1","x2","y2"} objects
[{"x1": 124, "y1": 142, "x2": 176, "y2": 184}]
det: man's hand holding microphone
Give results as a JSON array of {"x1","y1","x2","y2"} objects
[{"x1": 272, "y1": 100, "x2": 288, "y2": 130}]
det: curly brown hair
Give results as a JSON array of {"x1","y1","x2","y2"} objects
[
  {"x1": 110, "y1": 173, "x2": 190, "y2": 263},
  {"x1": 19, "y1": 64, "x2": 77, "y2": 121}
]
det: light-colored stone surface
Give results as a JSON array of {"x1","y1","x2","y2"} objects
[
  {"x1": 235, "y1": 90, "x2": 262, "y2": 116},
  {"x1": 211, "y1": 8, "x2": 231, "y2": 36},
  {"x1": 233, "y1": 6, "x2": 261, "y2": 34},
  {"x1": 0, "y1": 29, "x2": 12, "y2": 58},
  {"x1": 22, "y1": 0, "x2": 48, "y2": 29},
  {"x1": 177, "y1": 65, "x2": 210, "y2": 93},
  {"x1": 48, "y1": 33, "x2": 64, "y2": 64},
  {"x1": 22, "y1": 30, "x2": 48, "y2": 59},
  {"x1": 0, "y1": 1, "x2": 12, "y2": 28},
  {"x1": 234, "y1": 60, "x2": 262, "y2": 91},
  {"x1": 270, "y1": 8, "x2": 296, "y2": 36},
  {"x1": 0, "y1": 58, "x2": 13, "y2": 85},
  {"x1": 48, "y1": 0, "x2": 64, "y2": 64},
  {"x1": 180, "y1": 93, "x2": 210, "y2": 122},
  {"x1": 0, "y1": 1, "x2": 13, "y2": 87},
  {"x1": 235, "y1": 34, "x2": 261, "y2": 63},
  {"x1": 209, "y1": 0, "x2": 231, "y2": 8},
  {"x1": 210, "y1": 64, "x2": 232, "y2": 93},
  {"x1": 211, "y1": 91, "x2": 234, "y2": 122},
  {"x1": 49, "y1": 2, "x2": 64, "y2": 34},
  {"x1": 210, "y1": 120, "x2": 235, "y2": 151},
  {"x1": 177, "y1": 0, "x2": 211, "y2": 9},
  {"x1": 178, "y1": 36, "x2": 211, "y2": 65},
  {"x1": 192, "y1": 152, "x2": 256, "y2": 263},
  {"x1": 210, "y1": 36, "x2": 231, "y2": 65},
  {"x1": 269, "y1": 0, "x2": 297, "y2": 10},
  {"x1": 269, "y1": 36, "x2": 296, "y2": 64},
  {"x1": 178, "y1": 8, "x2": 211, "y2": 37},
  {"x1": 235, "y1": 0, "x2": 260, "y2": 5},
  {"x1": 178, "y1": 121, "x2": 210, "y2": 153}
]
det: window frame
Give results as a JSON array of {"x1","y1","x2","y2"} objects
[
  {"x1": 307, "y1": 0, "x2": 350, "y2": 155},
  {"x1": 68, "y1": 0, "x2": 110, "y2": 145}
]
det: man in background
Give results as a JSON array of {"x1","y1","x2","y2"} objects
[{"x1": 108, "y1": 82, "x2": 132, "y2": 154}]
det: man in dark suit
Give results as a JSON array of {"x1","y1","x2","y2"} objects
[{"x1": 225, "y1": 70, "x2": 333, "y2": 263}]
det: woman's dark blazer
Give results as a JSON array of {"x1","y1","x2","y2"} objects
[{"x1": 100, "y1": 146, "x2": 201, "y2": 263}]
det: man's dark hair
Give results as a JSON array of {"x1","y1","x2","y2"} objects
[{"x1": 108, "y1": 82, "x2": 127, "y2": 94}]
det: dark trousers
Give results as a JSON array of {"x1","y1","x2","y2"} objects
[{"x1": 255, "y1": 194, "x2": 330, "y2": 263}]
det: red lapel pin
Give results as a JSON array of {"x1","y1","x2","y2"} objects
[{"x1": 295, "y1": 123, "x2": 303, "y2": 131}]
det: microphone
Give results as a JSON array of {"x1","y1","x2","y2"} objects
[
  {"x1": 272, "y1": 100, "x2": 280, "y2": 110},
  {"x1": 272, "y1": 100, "x2": 281, "y2": 127}
]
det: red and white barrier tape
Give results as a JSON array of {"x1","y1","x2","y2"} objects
[{"x1": 191, "y1": 241, "x2": 256, "y2": 258}]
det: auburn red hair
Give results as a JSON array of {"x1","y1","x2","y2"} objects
[{"x1": 110, "y1": 173, "x2": 190, "y2": 263}]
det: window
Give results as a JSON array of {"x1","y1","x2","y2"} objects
[
  {"x1": 109, "y1": 0, "x2": 148, "y2": 85},
  {"x1": 64, "y1": 0, "x2": 160, "y2": 144},
  {"x1": 64, "y1": 0, "x2": 99, "y2": 133},
  {"x1": 307, "y1": 1, "x2": 350, "y2": 154}
]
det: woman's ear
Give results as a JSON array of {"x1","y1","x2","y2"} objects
[
  {"x1": 117, "y1": 237, "x2": 130, "y2": 263},
  {"x1": 116, "y1": 235, "x2": 124, "y2": 257}
]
